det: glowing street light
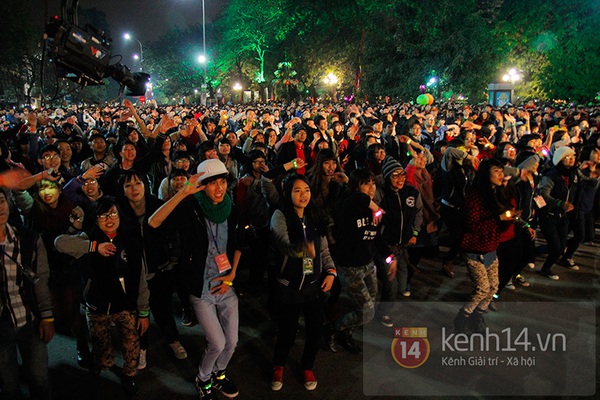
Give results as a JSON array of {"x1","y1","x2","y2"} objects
[
  {"x1": 133, "y1": 54, "x2": 139, "y2": 60},
  {"x1": 233, "y1": 82, "x2": 242, "y2": 102},
  {"x1": 323, "y1": 73, "x2": 338, "y2": 100},
  {"x1": 323, "y1": 72, "x2": 338, "y2": 85},
  {"x1": 123, "y1": 33, "x2": 143, "y2": 71},
  {"x1": 502, "y1": 68, "x2": 521, "y2": 84},
  {"x1": 198, "y1": 55, "x2": 206, "y2": 64}
]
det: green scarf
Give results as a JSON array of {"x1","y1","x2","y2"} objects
[{"x1": 194, "y1": 191, "x2": 232, "y2": 223}]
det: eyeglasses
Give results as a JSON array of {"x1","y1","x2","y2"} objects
[
  {"x1": 83, "y1": 179, "x2": 97, "y2": 186},
  {"x1": 390, "y1": 172, "x2": 406, "y2": 179},
  {"x1": 96, "y1": 211, "x2": 119, "y2": 222},
  {"x1": 70, "y1": 214, "x2": 83, "y2": 223},
  {"x1": 43, "y1": 154, "x2": 60, "y2": 161},
  {"x1": 174, "y1": 159, "x2": 190, "y2": 164}
]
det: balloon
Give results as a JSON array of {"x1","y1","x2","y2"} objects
[
  {"x1": 419, "y1": 85, "x2": 426, "y2": 93},
  {"x1": 425, "y1": 93, "x2": 434, "y2": 105},
  {"x1": 416, "y1": 94, "x2": 429, "y2": 105}
]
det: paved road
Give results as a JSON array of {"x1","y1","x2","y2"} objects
[{"x1": 41, "y1": 237, "x2": 599, "y2": 400}]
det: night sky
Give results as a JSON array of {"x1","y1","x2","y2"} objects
[{"x1": 33, "y1": 0, "x2": 227, "y2": 60}]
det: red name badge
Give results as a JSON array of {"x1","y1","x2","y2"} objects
[{"x1": 215, "y1": 253, "x2": 232, "y2": 273}]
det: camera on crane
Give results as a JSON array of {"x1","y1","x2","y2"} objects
[{"x1": 45, "y1": 0, "x2": 149, "y2": 96}]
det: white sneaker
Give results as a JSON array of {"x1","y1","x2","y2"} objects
[
  {"x1": 138, "y1": 349, "x2": 147, "y2": 370},
  {"x1": 169, "y1": 341, "x2": 188, "y2": 360}
]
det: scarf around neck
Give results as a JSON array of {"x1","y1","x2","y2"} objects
[{"x1": 194, "y1": 191, "x2": 232, "y2": 223}]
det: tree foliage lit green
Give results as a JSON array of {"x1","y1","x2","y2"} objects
[
  {"x1": 498, "y1": 0, "x2": 600, "y2": 101},
  {"x1": 4, "y1": 0, "x2": 600, "y2": 105}
]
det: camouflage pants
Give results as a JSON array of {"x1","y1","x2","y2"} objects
[
  {"x1": 334, "y1": 262, "x2": 377, "y2": 332},
  {"x1": 87, "y1": 310, "x2": 140, "y2": 376},
  {"x1": 463, "y1": 255, "x2": 499, "y2": 314}
]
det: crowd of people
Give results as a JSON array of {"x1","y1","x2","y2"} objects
[{"x1": 0, "y1": 98, "x2": 599, "y2": 399}]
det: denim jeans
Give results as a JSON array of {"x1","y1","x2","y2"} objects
[
  {"x1": 0, "y1": 320, "x2": 51, "y2": 400},
  {"x1": 539, "y1": 215, "x2": 569, "y2": 274},
  {"x1": 564, "y1": 213, "x2": 585, "y2": 260},
  {"x1": 334, "y1": 262, "x2": 377, "y2": 333},
  {"x1": 141, "y1": 269, "x2": 179, "y2": 350},
  {"x1": 191, "y1": 289, "x2": 238, "y2": 382},
  {"x1": 376, "y1": 252, "x2": 406, "y2": 315}
]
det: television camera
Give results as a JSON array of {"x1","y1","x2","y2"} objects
[{"x1": 44, "y1": 0, "x2": 149, "y2": 96}]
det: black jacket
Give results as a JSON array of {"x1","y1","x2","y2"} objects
[
  {"x1": 167, "y1": 196, "x2": 244, "y2": 298},
  {"x1": 376, "y1": 184, "x2": 423, "y2": 249},
  {"x1": 78, "y1": 229, "x2": 146, "y2": 315},
  {"x1": 332, "y1": 192, "x2": 377, "y2": 267},
  {"x1": 118, "y1": 195, "x2": 179, "y2": 274}
]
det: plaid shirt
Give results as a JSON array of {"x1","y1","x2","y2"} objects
[{"x1": 0, "y1": 225, "x2": 28, "y2": 328}]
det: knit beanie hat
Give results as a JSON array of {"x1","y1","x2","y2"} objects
[
  {"x1": 382, "y1": 156, "x2": 404, "y2": 181},
  {"x1": 552, "y1": 146, "x2": 575, "y2": 166}
]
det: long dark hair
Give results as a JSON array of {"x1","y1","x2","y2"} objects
[
  {"x1": 117, "y1": 170, "x2": 151, "y2": 201},
  {"x1": 307, "y1": 149, "x2": 340, "y2": 196},
  {"x1": 469, "y1": 158, "x2": 511, "y2": 214},
  {"x1": 280, "y1": 174, "x2": 326, "y2": 248}
]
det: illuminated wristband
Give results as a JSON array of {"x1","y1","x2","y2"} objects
[
  {"x1": 138, "y1": 311, "x2": 150, "y2": 318},
  {"x1": 413, "y1": 230, "x2": 419, "y2": 237},
  {"x1": 385, "y1": 254, "x2": 395, "y2": 264},
  {"x1": 42, "y1": 317, "x2": 54, "y2": 323},
  {"x1": 293, "y1": 160, "x2": 298, "y2": 169},
  {"x1": 89, "y1": 241, "x2": 98, "y2": 253},
  {"x1": 223, "y1": 281, "x2": 233, "y2": 286},
  {"x1": 185, "y1": 181, "x2": 191, "y2": 186},
  {"x1": 406, "y1": 138, "x2": 412, "y2": 145},
  {"x1": 374, "y1": 210, "x2": 383, "y2": 218}
]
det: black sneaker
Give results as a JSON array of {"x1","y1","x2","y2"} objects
[
  {"x1": 559, "y1": 258, "x2": 580, "y2": 271},
  {"x1": 538, "y1": 270, "x2": 560, "y2": 280},
  {"x1": 339, "y1": 331, "x2": 362, "y2": 354},
  {"x1": 77, "y1": 347, "x2": 91, "y2": 369},
  {"x1": 194, "y1": 376, "x2": 217, "y2": 400},
  {"x1": 326, "y1": 328, "x2": 341, "y2": 353},
  {"x1": 121, "y1": 375, "x2": 139, "y2": 397},
  {"x1": 212, "y1": 370, "x2": 239, "y2": 398},
  {"x1": 181, "y1": 309, "x2": 197, "y2": 327}
]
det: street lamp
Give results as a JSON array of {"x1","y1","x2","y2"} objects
[
  {"x1": 233, "y1": 82, "x2": 242, "y2": 103},
  {"x1": 123, "y1": 33, "x2": 143, "y2": 71},
  {"x1": 502, "y1": 68, "x2": 521, "y2": 84},
  {"x1": 500, "y1": 68, "x2": 522, "y2": 105},
  {"x1": 323, "y1": 73, "x2": 338, "y2": 101}
]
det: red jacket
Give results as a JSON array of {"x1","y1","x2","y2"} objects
[{"x1": 460, "y1": 191, "x2": 507, "y2": 254}]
